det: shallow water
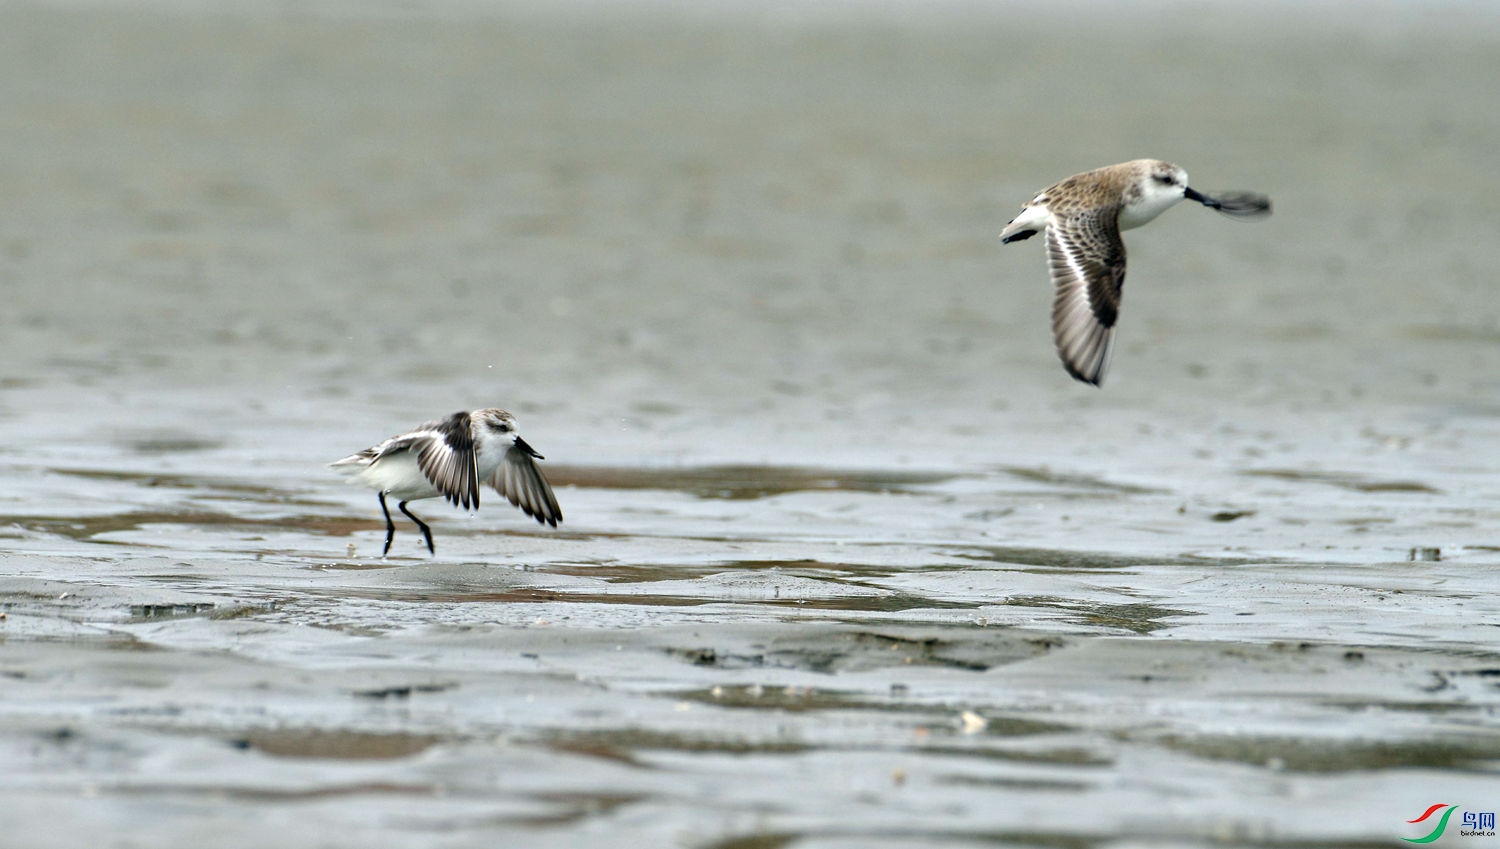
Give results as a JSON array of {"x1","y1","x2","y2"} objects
[{"x1": 3, "y1": 2, "x2": 1500, "y2": 847}]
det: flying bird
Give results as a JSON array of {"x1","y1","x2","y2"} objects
[{"x1": 999, "y1": 159, "x2": 1270, "y2": 385}]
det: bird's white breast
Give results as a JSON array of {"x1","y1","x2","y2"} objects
[{"x1": 1118, "y1": 182, "x2": 1186, "y2": 231}]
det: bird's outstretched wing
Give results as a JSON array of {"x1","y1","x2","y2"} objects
[
  {"x1": 489, "y1": 441, "x2": 563, "y2": 527},
  {"x1": 1047, "y1": 206, "x2": 1126, "y2": 386},
  {"x1": 411, "y1": 411, "x2": 480, "y2": 510}
]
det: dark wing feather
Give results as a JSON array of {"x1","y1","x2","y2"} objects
[
  {"x1": 490, "y1": 445, "x2": 563, "y2": 527},
  {"x1": 1047, "y1": 206, "x2": 1127, "y2": 386},
  {"x1": 414, "y1": 412, "x2": 480, "y2": 510}
]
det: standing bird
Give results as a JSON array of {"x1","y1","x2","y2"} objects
[
  {"x1": 999, "y1": 159, "x2": 1271, "y2": 386},
  {"x1": 330, "y1": 408, "x2": 562, "y2": 557}
]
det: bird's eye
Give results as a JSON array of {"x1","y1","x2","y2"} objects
[
  {"x1": 497, "y1": 424, "x2": 511, "y2": 433},
  {"x1": 1154, "y1": 174, "x2": 1175, "y2": 185}
]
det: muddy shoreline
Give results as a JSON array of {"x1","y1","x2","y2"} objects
[{"x1": 3, "y1": 2, "x2": 1499, "y2": 847}]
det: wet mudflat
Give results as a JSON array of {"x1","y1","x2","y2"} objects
[{"x1": 2, "y1": 2, "x2": 1500, "y2": 847}]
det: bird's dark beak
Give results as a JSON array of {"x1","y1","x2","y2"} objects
[
  {"x1": 1186, "y1": 186, "x2": 1272, "y2": 219},
  {"x1": 1184, "y1": 186, "x2": 1218, "y2": 208},
  {"x1": 514, "y1": 436, "x2": 544, "y2": 460}
]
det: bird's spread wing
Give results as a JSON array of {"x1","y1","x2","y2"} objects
[
  {"x1": 412, "y1": 412, "x2": 480, "y2": 510},
  {"x1": 490, "y1": 445, "x2": 563, "y2": 527},
  {"x1": 1047, "y1": 206, "x2": 1126, "y2": 386}
]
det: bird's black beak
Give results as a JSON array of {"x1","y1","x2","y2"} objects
[
  {"x1": 514, "y1": 436, "x2": 544, "y2": 460},
  {"x1": 1187, "y1": 186, "x2": 1272, "y2": 219},
  {"x1": 1184, "y1": 186, "x2": 1218, "y2": 208}
]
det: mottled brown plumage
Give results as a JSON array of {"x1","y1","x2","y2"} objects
[{"x1": 1000, "y1": 159, "x2": 1270, "y2": 385}]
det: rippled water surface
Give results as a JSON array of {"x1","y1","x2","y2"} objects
[{"x1": 2, "y1": 2, "x2": 1500, "y2": 847}]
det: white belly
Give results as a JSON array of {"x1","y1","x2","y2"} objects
[{"x1": 356, "y1": 453, "x2": 441, "y2": 502}]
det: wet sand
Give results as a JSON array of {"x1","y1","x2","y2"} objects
[{"x1": 2, "y1": 2, "x2": 1500, "y2": 846}]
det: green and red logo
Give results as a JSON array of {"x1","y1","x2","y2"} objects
[
  {"x1": 1405, "y1": 804, "x2": 1458, "y2": 844},
  {"x1": 1404, "y1": 804, "x2": 1496, "y2": 842}
]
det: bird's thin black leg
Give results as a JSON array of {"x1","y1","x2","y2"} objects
[
  {"x1": 377, "y1": 491, "x2": 397, "y2": 557},
  {"x1": 398, "y1": 501, "x2": 435, "y2": 556}
]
